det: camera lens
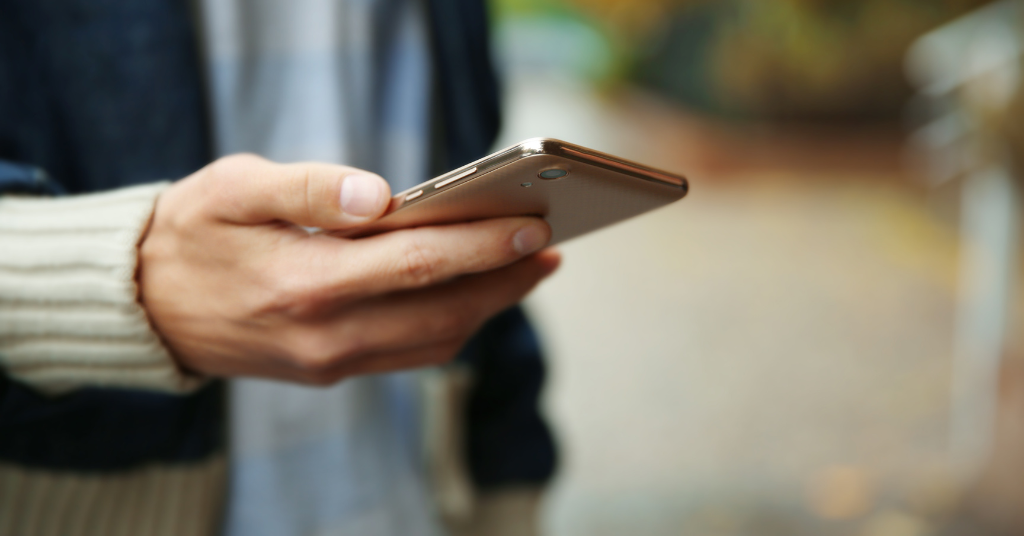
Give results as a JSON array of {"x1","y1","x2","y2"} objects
[{"x1": 539, "y1": 169, "x2": 568, "y2": 180}]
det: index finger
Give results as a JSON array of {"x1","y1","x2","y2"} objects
[{"x1": 294, "y1": 216, "x2": 552, "y2": 302}]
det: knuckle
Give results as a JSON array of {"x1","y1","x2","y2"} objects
[
  {"x1": 427, "y1": 308, "x2": 475, "y2": 342},
  {"x1": 205, "y1": 155, "x2": 249, "y2": 185},
  {"x1": 257, "y1": 271, "x2": 322, "y2": 316},
  {"x1": 208, "y1": 153, "x2": 268, "y2": 186},
  {"x1": 258, "y1": 280, "x2": 301, "y2": 314},
  {"x1": 286, "y1": 331, "x2": 344, "y2": 373},
  {"x1": 196, "y1": 154, "x2": 266, "y2": 211},
  {"x1": 297, "y1": 167, "x2": 316, "y2": 225},
  {"x1": 272, "y1": 164, "x2": 318, "y2": 224},
  {"x1": 397, "y1": 237, "x2": 443, "y2": 286},
  {"x1": 282, "y1": 325, "x2": 366, "y2": 377}
]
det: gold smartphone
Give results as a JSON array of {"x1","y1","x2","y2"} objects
[{"x1": 347, "y1": 138, "x2": 688, "y2": 245}]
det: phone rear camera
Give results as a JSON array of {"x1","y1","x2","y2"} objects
[{"x1": 539, "y1": 169, "x2": 568, "y2": 180}]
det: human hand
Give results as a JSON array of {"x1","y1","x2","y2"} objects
[{"x1": 138, "y1": 154, "x2": 559, "y2": 385}]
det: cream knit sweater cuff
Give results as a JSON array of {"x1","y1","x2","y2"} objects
[{"x1": 0, "y1": 182, "x2": 204, "y2": 395}]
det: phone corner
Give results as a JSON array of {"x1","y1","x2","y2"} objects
[{"x1": 517, "y1": 137, "x2": 569, "y2": 157}]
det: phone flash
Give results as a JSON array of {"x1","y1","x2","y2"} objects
[{"x1": 521, "y1": 182, "x2": 533, "y2": 187}]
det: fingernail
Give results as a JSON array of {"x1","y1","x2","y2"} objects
[
  {"x1": 512, "y1": 222, "x2": 549, "y2": 255},
  {"x1": 340, "y1": 174, "x2": 384, "y2": 217}
]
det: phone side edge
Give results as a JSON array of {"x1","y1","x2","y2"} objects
[
  {"x1": 381, "y1": 137, "x2": 690, "y2": 216},
  {"x1": 384, "y1": 139, "x2": 547, "y2": 211}
]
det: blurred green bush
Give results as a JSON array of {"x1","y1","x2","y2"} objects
[{"x1": 493, "y1": 0, "x2": 994, "y2": 122}]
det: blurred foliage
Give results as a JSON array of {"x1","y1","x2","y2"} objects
[
  {"x1": 492, "y1": 0, "x2": 996, "y2": 121},
  {"x1": 490, "y1": 0, "x2": 625, "y2": 81},
  {"x1": 1001, "y1": 54, "x2": 1024, "y2": 178}
]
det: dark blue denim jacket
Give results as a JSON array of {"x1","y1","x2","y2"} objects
[{"x1": 0, "y1": 0, "x2": 554, "y2": 490}]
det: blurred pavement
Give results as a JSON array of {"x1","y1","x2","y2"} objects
[{"x1": 501, "y1": 75, "x2": 968, "y2": 536}]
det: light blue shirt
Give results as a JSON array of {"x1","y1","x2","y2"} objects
[{"x1": 197, "y1": 0, "x2": 442, "y2": 534}]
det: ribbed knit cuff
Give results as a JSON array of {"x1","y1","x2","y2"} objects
[{"x1": 0, "y1": 183, "x2": 204, "y2": 395}]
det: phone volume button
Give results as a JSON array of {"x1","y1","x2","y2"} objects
[
  {"x1": 434, "y1": 167, "x2": 477, "y2": 189},
  {"x1": 405, "y1": 190, "x2": 423, "y2": 201}
]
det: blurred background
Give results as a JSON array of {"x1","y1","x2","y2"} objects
[{"x1": 486, "y1": 0, "x2": 1024, "y2": 535}]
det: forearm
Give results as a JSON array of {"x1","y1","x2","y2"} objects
[{"x1": 0, "y1": 183, "x2": 202, "y2": 394}]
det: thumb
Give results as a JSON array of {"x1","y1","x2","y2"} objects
[{"x1": 206, "y1": 154, "x2": 392, "y2": 229}]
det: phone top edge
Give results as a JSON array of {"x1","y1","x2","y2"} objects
[
  {"x1": 387, "y1": 137, "x2": 689, "y2": 211},
  {"x1": 525, "y1": 138, "x2": 688, "y2": 190}
]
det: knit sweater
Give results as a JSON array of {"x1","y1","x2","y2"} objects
[
  {"x1": 0, "y1": 183, "x2": 225, "y2": 535},
  {"x1": 0, "y1": 183, "x2": 198, "y2": 395}
]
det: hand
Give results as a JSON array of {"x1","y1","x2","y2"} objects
[{"x1": 138, "y1": 154, "x2": 559, "y2": 385}]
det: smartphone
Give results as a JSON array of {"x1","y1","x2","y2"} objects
[{"x1": 346, "y1": 138, "x2": 689, "y2": 245}]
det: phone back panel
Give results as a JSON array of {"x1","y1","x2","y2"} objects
[{"x1": 347, "y1": 139, "x2": 688, "y2": 245}]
